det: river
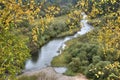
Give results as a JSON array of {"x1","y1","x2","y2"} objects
[{"x1": 24, "y1": 13, "x2": 93, "y2": 73}]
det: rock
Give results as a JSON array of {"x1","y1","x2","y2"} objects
[{"x1": 19, "y1": 67, "x2": 88, "y2": 80}]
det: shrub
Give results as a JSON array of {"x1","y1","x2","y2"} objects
[
  {"x1": 85, "y1": 61, "x2": 111, "y2": 80},
  {"x1": 68, "y1": 57, "x2": 80, "y2": 72},
  {"x1": 92, "y1": 56, "x2": 101, "y2": 64}
]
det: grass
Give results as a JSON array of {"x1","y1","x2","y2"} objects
[
  {"x1": 51, "y1": 52, "x2": 67, "y2": 67},
  {"x1": 53, "y1": 15, "x2": 68, "y2": 23},
  {"x1": 64, "y1": 69, "x2": 76, "y2": 76},
  {"x1": 57, "y1": 27, "x2": 80, "y2": 37}
]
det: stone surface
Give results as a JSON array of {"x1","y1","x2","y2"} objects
[{"x1": 20, "y1": 67, "x2": 88, "y2": 80}]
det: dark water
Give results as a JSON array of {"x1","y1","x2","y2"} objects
[{"x1": 25, "y1": 13, "x2": 93, "y2": 73}]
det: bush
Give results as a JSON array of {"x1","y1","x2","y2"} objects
[
  {"x1": 17, "y1": 20, "x2": 30, "y2": 28},
  {"x1": 92, "y1": 56, "x2": 101, "y2": 64},
  {"x1": 65, "y1": 54, "x2": 72, "y2": 63},
  {"x1": 85, "y1": 61, "x2": 120, "y2": 80},
  {"x1": 68, "y1": 57, "x2": 80, "y2": 72},
  {"x1": 52, "y1": 33, "x2": 120, "y2": 80}
]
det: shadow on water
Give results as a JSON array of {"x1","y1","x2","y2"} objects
[{"x1": 31, "y1": 50, "x2": 40, "y2": 63}]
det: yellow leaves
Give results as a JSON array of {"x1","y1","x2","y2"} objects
[
  {"x1": 0, "y1": 0, "x2": 42, "y2": 29},
  {"x1": 111, "y1": 0, "x2": 116, "y2": 4},
  {"x1": 101, "y1": 0, "x2": 104, "y2": 3},
  {"x1": 66, "y1": 9, "x2": 82, "y2": 32},
  {"x1": 40, "y1": 27, "x2": 44, "y2": 33},
  {"x1": 116, "y1": 16, "x2": 120, "y2": 23},
  {"x1": 48, "y1": 6, "x2": 56, "y2": 11},
  {"x1": 30, "y1": 5, "x2": 34, "y2": 10},
  {"x1": 98, "y1": 71, "x2": 104, "y2": 75},
  {"x1": 35, "y1": 8, "x2": 40, "y2": 13},
  {"x1": 66, "y1": 19, "x2": 70, "y2": 23},
  {"x1": 8, "y1": 40, "x2": 12, "y2": 45},
  {"x1": 107, "y1": 62, "x2": 120, "y2": 69},
  {"x1": 95, "y1": 74, "x2": 99, "y2": 78},
  {"x1": 115, "y1": 43, "x2": 119, "y2": 48},
  {"x1": 95, "y1": 13, "x2": 120, "y2": 55},
  {"x1": 73, "y1": 10, "x2": 81, "y2": 16},
  {"x1": 56, "y1": 7, "x2": 60, "y2": 11},
  {"x1": 0, "y1": 67, "x2": 5, "y2": 74},
  {"x1": 78, "y1": 0, "x2": 85, "y2": 7},
  {"x1": 32, "y1": 27, "x2": 38, "y2": 42},
  {"x1": 109, "y1": 48, "x2": 114, "y2": 53},
  {"x1": 1, "y1": 0, "x2": 5, "y2": 4},
  {"x1": 0, "y1": 1, "x2": 43, "y2": 79},
  {"x1": 32, "y1": 35, "x2": 38, "y2": 42},
  {"x1": 69, "y1": 25, "x2": 77, "y2": 33},
  {"x1": 4, "y1": 26, "x2": 9, "y2": 30},
  {"x1": 45, "y1": 14, "x2": 54, "y2": 23},
  {"x1": 29, "y1": 16, "x2": 34, "y2": 23},
  {"x1": 45, "y1": 6, "x2": 60, "y2": 15}
]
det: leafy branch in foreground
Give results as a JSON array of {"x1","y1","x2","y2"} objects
[{"x1": 0, "y1": 0, "x2": 60, "y2": 79}]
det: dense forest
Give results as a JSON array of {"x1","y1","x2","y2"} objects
[{"x1": 0, "y1": 0, "x2": 120, "y2": 80}]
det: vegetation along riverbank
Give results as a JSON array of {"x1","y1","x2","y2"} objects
[{"x1": 52, "y1": 0, "x2": 120, "y2": 80}]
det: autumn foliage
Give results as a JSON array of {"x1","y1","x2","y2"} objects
[{"x1": 0, "y1": 0, "x2": 60, "y2": 79}]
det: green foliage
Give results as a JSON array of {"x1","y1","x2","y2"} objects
[
  {"x1": 76, "y1": 0, "x2": 119, "y2": 19},
  {"x1": 51, "y1": 52, "x2": 67, "y2": 67},
  {"x1": 66, "y1": 9, "x2": 82, "y2": 32},
  {"x1": 0, "y1": 0, "x2": 42, "y2": 79},
  {"x1": 17, "y1": 20, "x2": 30, "y2": 28},
  {"x1": 92, "y1": 56, "x2": 101, "y2": 64},
  {"x1": 0, "y1": 30, "x2": 30, "y2": 79},
  {"x1": 85, "y1": 61, "x2": 120, "y2": 80},
  {"x1": 0, "y1": 0, "x2": 60, "y2": 79},
  {"x1": 52, "y1": 32, "x2": 120, "y2": 80},
  {"x1": 68, "y1": 57, "x2": 80, "y2": 72}
]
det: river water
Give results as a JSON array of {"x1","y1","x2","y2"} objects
[{"x1": 25, "y1": 13, "x2": 93, "y2": 73}]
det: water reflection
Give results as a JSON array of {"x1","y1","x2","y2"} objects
[{"x1": 30, "y1": 50, "x2": 41, "y2": 63}]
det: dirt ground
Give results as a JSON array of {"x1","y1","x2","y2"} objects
[{"x1": 20, "y1": 67, "x2": 88, "y2": 80}]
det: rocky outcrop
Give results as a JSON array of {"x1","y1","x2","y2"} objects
[{"x1": 19, "y1": 67, "x2": 88, "y2": 80}]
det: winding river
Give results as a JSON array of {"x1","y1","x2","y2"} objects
[{"x1": 25, "y1": 13, "x2": 93, "y2": 73}]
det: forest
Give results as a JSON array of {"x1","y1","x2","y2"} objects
[{"x1": 0, "y1": 0, "x2": 120, "y2": 80}]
